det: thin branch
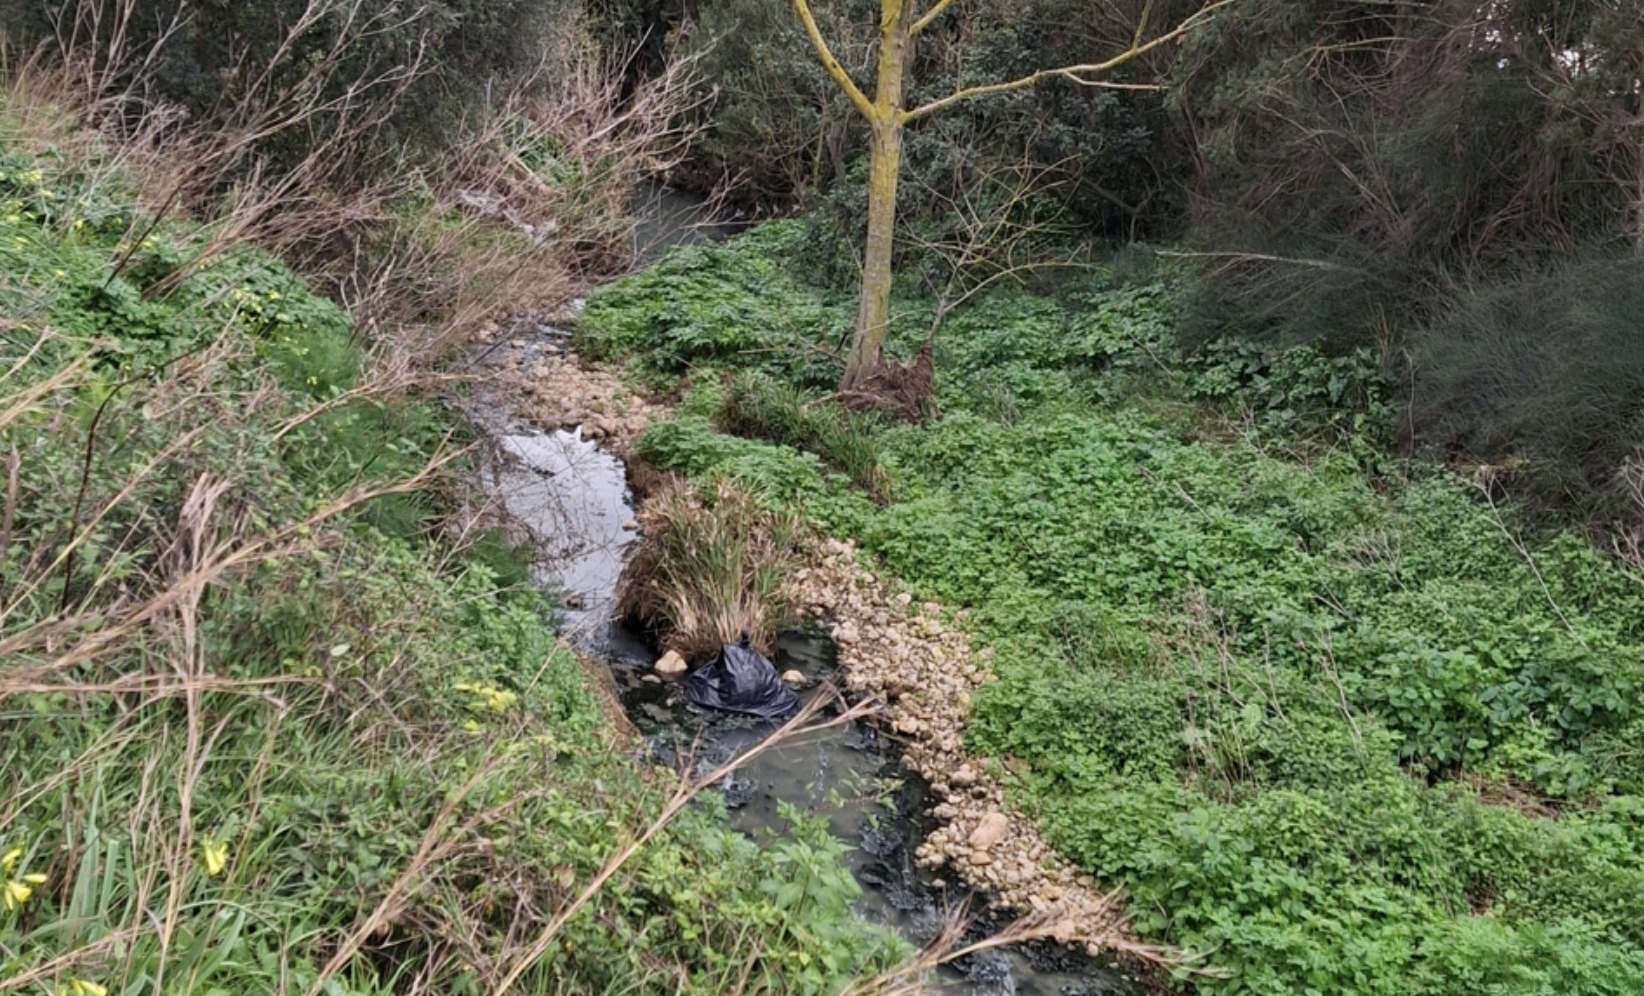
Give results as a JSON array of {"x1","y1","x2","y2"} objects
[
  {"x1": 1478, "y1": 482, "x2": 1585, "y2": 647},
  {"x1": 1133, "y1": 0, "x2": 1156, "y2": 49},
  {"x1": 1154, "y1": 249, "x2": 1360, "y2": 273},
  {"x1": 791, "y1": 0, "x2": 877, "y2": 121},
  {"x1": 909, "y1": 0, "x2": 961, "y2": 36},
  {"x1": 490, "y1": 692, "x2": 880, "y2": 995},
  {"x1": 903, "y1": 0, "x2": 1237, "y2": 123}
]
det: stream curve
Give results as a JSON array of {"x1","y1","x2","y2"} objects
[{"x1": 462, "y1": 186, "x2": 1143, "y2": 995}]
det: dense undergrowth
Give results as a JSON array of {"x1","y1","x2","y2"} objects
[
  {"x1": 0, "y1": 108, "x2": 906, "y2": 994},
  {"x1": 581, "y1": 223, "x2": 1644, "y2": 995}
]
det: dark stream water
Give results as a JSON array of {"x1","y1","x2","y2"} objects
[{"x1": 465, "y1": 185, "x2": 1139, "y2": 995}]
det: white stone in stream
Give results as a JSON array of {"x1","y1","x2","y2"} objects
[
  {"x1": 781, "y1": 669, "x2": 805, "y2": 685},
  {"x1": 654, "y1": 650, "x2": 688, "y2": 679},
  {"x1": 969, "y1": 813, "x2": 1010, "y2": 852}
]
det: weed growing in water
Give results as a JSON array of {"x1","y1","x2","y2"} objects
[{"x1": 620, "y1": 477, "x2": 804, "y2": 658}]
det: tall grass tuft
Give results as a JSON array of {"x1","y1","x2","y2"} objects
[{"x1": 619, "y1": 477, "x2": 804, "y2": 658}]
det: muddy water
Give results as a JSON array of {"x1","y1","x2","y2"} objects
[
  {"x1": 604, "y1": 629, "x2": 1138, "y2": 996},
  {"x1": 483, "y1": 424, "x2": 634, "y2": 649}
]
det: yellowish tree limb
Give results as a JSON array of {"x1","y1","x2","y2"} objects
[
  {"x1": 909, "y1": 0, "x2": 962, "y2": 35},
  {"x1": 1133, "y1": 0, "x2": 1157, "y2": 49},
  {"x1": 791, "y1": 0, "x2": 877, "y2": 121},
  {"x1": 905, "y1": 74, "x2": 1161, "y2": 121},
  {"x1": 902, "y1": 0, "x2": 1237, "y2": 123}
]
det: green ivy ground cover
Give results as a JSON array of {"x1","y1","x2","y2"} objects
[{"x1": 583, "y1": 222, "x2": 1644, "y2": 995}]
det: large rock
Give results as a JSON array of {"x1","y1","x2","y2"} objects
[
  {"x1": 654, "y1": 650, "x2": 688, "y2": 679},
  {"x1": 968, "y1": 812, "x2": 1011, "y2": 852}
]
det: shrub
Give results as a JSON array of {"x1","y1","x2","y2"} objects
[
  {"x1": 1412, "y1": 254, "x2": 1644, "y2": 521},
  {"x1": 577, "y1": 221, "x2": 854, "y2": 386}
]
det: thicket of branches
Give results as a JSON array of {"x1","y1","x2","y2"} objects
[
  {"x1": 0, "y1": 0, "x2": 577, "y2": 163},
  {"x1": 629, "y1": 0, "x2": 1186, "y2": 289},
  {"x1": 1173, "y1": 0, "x2": 1644, "y2": 522}
]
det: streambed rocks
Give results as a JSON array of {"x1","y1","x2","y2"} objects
[
  {"x1": 786, "y1": 540, "x2": 1129, "y2": 953},
  {"x1": 654, "y1": 649, "x2": 688, "y2": 678},
  {"x1": 486, "y1": 322, "x2": 658, "y2": 453}
]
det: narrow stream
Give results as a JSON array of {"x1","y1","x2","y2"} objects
[{"x1": 463, "y1": 185, "x2": 1140, "y2": 995}]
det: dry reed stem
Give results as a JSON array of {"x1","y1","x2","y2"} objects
[
  {"x1": 489, "y1": 690, "x2": 881, "y2": 995},
  {"x1": 0, "y1": 446, "x2": 462, "y2": 673},
  {"x1": 301, "y1": 761, "x2": 507, "y2": 996}
]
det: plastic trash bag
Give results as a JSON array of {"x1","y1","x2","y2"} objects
[{"x1": 684, "y1": 636, "x2": 798, "y2": 719}]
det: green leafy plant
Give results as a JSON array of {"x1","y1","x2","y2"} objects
[{"x1": 591, "y1": 219, "x2": 1644, "y2": 995}]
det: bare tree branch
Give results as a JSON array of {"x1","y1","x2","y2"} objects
[
  {"x1": 909, "y1": 0, "x2": 961, "y2": 36},
  {"x1": 903, "y1": 0, "x2": 1237, "y2": 123},
  {"x1": 791, "y1": 0, "x2": 877, "y2": 120}
]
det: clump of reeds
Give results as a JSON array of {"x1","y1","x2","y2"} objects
[{"x1": 619, "y1": 477, "x2": 804, "y2": 659}]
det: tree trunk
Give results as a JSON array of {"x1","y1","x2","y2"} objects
[
  {"x1": 844, "y1": 119, "x2": 903, "y2": 390},
  {"x1": 841, "y1": 2, "x2": 910, "y2": 393}
]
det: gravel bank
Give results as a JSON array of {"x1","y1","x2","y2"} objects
[{"x1": 786, "y1": 540, "x2": 1131, "y2": 953}]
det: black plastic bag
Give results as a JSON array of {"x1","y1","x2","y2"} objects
[{"x1": 684, "y1": 637, "x2": 798, "y2": 719}]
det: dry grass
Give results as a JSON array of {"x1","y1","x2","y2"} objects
[
  {"x1": 7, "y1": 0, "x2": 710, "y2": 376},
  {"x1": 841, "y1": 899, "x2": 1183, "y2": 996},
  {"x1": 619, "y1": 477, "x2": 804, "y2": 659}
]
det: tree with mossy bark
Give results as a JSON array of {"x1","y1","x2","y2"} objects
[{"x1": 789, "y1": 0, "x2": 1235, "y2": 394}]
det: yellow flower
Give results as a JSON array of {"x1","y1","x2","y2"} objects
[
  {"x1": 202, "y1": 841, "x2": 228, "y2": 878},
  {"x1": 3, "y1": 875, "x2": 45, "y2": 911},
  {"x1": 4, "y1": 879, "x2": 32, "y2": 910},
  {"x1": 67, "y1": 980, "x2": 108, "y2": 996},
  {"x1": 2, "y1": 846, "x2": 46, "y2": 911},
  {"x1": 454, "y1": 681, "x2": 518, "y2": 714}
]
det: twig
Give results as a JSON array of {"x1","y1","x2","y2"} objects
[{"x1": 490, "y1": 692, "x2": 880, "y2": 995}]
